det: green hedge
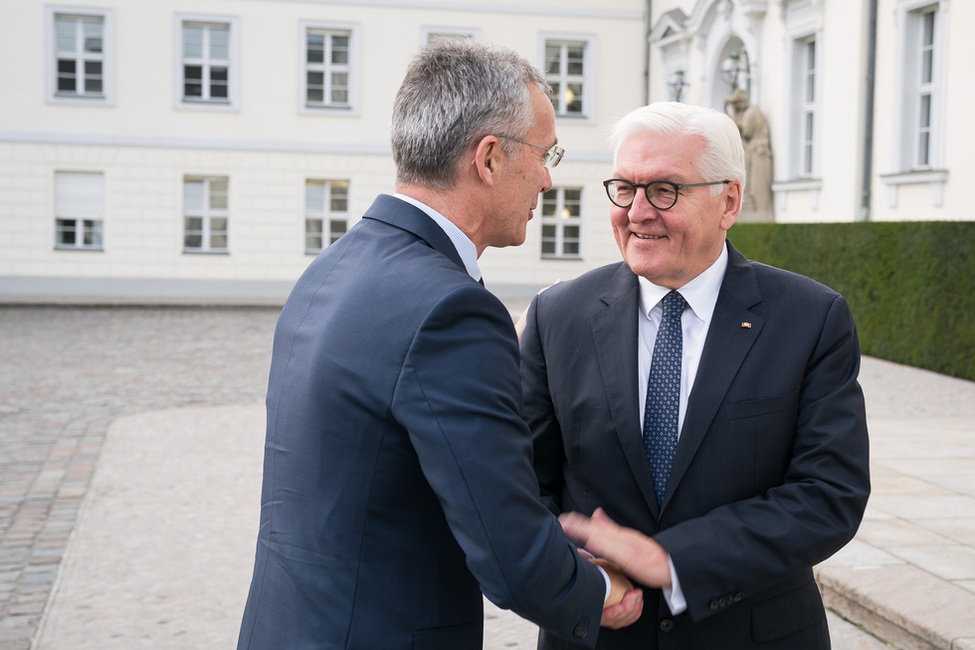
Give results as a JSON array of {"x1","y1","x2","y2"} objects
[{"x1": 728, "y1": 221, "x2": 975, "y2": 382}]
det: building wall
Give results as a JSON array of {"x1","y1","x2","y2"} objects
[
  {"x1": 1, "y1": 0, "x2": 646, "y2": 302},
  {"x1": 647, "y1": 0, "x2": 971, "y2": 225}
]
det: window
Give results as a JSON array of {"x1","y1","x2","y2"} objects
[
  {"x1": 55, "y1": 172, "x2": 104, "y2": 250},
  {"x1": 542, "y1": 37, "x2": 594, "y2": 120},
  {"x1": 183, "y1": 177, "x2": 228, "y2": 253},
  {"x1": 46, "y1": 7, "x2": 113, "y2": 104},
  {"x1": 893, "y1": 2, "x2": 944, "y2": 172},
  {"x1": 421, "y1": 27, "x2": 480, "y2": 43},
  {"x1": 300, "y1": 22, "x2": 359, "y2": 114},
  {"x1": 540, "y1": 188, "x2": 581, "y2": 259},
  {"x1": 914, "y1": 9, "x2": 936, "y2": 168},
  {"x1": 881, "y1": 1, "x2": 947, "y2": 208},
  {"x1": 305, "y1": 180, "x2": 349, "y2": 253},
  {"x1": 175, "y1": 15, "x2": 239, "y2": 109},
  {"x1": 794, "y1": 36, "x2": 818, "y2": 178}
]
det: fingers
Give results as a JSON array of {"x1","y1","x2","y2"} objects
[{"x1": 600, "y1": 587, "x2": 644, "y2": 629}]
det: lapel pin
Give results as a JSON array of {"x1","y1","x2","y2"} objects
[{"x1": 741, "y1": 322, "x2": 752, "y2": 329}]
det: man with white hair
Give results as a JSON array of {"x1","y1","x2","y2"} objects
[{"x1": 521, "y1": 101, "x2": 870, "y2": 648}]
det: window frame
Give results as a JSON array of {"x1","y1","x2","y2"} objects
[
  {"x1": 540, "y1": 187, "x2": 583, "y2": 260},
  {"x1": 298, "y1": 20, "x2": 361, "y2": 116},
  {"x1": 182, "y1": 176, "x2": 229, "y2": 254},
  {"x1": 54, "y1": 171, "x2": 105, "y2": 251},
  {"x1": 304, "y1": 179, "x2": 350, "y2": 254},
  {"x1": 174, "y1": 13, "x2": 240, "y2": 111},
  {"x1": 539, "y1": 34, "x2": 597, "y2": 124},
  {"x1": 790, "y1": 33, "x2": 821, "y2": 179},
  {"x1": 45, "y1": 6, "x2": 114, "y2": 105},
  {"x1": 893, "y1": 0, "x2": 946, "y2": 173}
]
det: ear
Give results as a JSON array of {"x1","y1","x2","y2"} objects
[
  {"x1": 471, "y1": 135, "x2": 503, "y2": 186},
  {"x1": 719, "y1": 180, "x2": 742, "y2": 231}
]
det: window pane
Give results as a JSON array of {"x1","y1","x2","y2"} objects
[
  {"x1": 563, "y1": 241, "x2": 579, "y2": 255},
  {"x1": 919, "y1": 93, "x2": 931, "y2": 128},
  {"x1": 84, "y1": 61, "x2": 103, "y2": 93},
  {"x1": 210, "y1": 179, "x2": 228, "y2": 209},
  {"x1": 306, "y1": 181, "x2": 324, "y2": 211},
  {"x1": 56, "y1": 219, "x2": 77, "y2": 245},
  {"x1": 307, "y1": 33, "x2": 324, "y2": 63},
  {"x1": 566, "y1": 83, "x2": 583, "y2": 113},
  {"x1": 184, "y1": 234, "x2": 202, "y2": 249},
  {"x1": 921, "y1": 49, "x2": 934, "y2": 85},
  {"x1": 210, "y1": 67, "x2": 229, "y2": 99},
  {"x1": 306, "y1": 219, "x2": 323, "y2": 234},
  {"x1": 83, "y1": 19, "x2": 103, "y2": 53},
  {"x1": 183, "y1": 25, "x2": 203, "y2": 58},
  {"x1": 307, "y1": 72, "x2": 324, "y2": 103},
  {"x1": 331, "y1": 35, "x2": 350, "y2": 64},
  {"x1": 545, "y1": 44, "x2": 561, "y2": 74},
  {"x1": 184, "y1": 181, "x2": 204, "y2": 211},
  {"x1": 566, "y1": 46, "x2": 585, "y2": 76},
  {"x1": 330, "y1": 182, "x2": 348, "y2": 211},
  {"x1": 210, "y1": 26, "x2": 230, "y2": 59},
  {"x1": 306, "y1": 233, "x2": 323, "y2": 252},
  {"x1": 211, "y1": 217, "x2": 228, "y2": 232},
  {"x1": 57, "y1": 59, "x2": 77, "y2": 92},
  {"x1": 329, "y1": 219, "x2": 347, "y2": 244},
  {"x1": 185, "y1": 216, "x2": 203, "y2": 231},
  {"x1": 918, "y1": 131, "x2": 930, "y2": 166},
  {"x1": 56, "y1": 18, "x2": 76, "y2": 53},
  {"x1": 211, "y1": 234, "x2": 228, "y2": 250},
  {"x1": 184, "y1": 65, "x2": 203, "y2": 97},
  {"x1": 83, "y1": 220, "x2": 103, "y2": 246}
]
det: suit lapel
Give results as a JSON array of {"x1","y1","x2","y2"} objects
[
  {"x1": 665, "y1": 242, "x2": 764, "y2": 507},
  {"x1": 362, "y1": 194, "x2": 467, "y2": 273},
  {"x1": 590, "y1": 265, "x2": 662, "y2": 516}
]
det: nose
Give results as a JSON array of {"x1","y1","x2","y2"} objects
[
  {"x1": 627, "y1": 188, "x2": 659, "y2": 222},
  {"x1": 541, "y1": 167, "x2": 553, "y2": 193}
]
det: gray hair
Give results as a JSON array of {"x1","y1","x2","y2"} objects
[
  {"x1": 609, "y1": 102, "x2": 747, "y2": 195},
  {"x1": 392, "y1": 39, "x2": 550, "y2": 189}
]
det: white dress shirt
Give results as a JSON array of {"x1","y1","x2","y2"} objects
[{"x1": 636, "y1": 243, "x2": 729, "y2": 614}]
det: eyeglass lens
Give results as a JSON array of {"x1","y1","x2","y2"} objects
[{"x1": 606, "y1": 180, "x2": 679, "y2": 210}]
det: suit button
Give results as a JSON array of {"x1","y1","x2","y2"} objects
[
  {"x1": 573, "y1": 622, "x2": 588, "y2": 638},
  {"x1": 659, "y1": 618, "x2": 674, "y2": 632}
]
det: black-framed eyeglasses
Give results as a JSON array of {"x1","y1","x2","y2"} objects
[
  {"x1": 494, "y1": 135, "x2": 565, "y2": 168},
  {"x1": 603, "y1": 178, "x2": 731, "y2": 210}
]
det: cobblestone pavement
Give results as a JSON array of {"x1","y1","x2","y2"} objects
[{"x1": 0, "y1": 306, "x2": 279, "y2": 650}]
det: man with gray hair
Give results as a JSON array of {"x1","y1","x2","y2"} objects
[
  {"x1": 237, "y1": 39, "x2": 640, "y2": 650},
  {"x1": 520, "y1": 101, "x2": 870, "y2": 648}
]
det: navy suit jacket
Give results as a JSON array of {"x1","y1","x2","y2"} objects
[
  {"x1": 521, "y1": 241, "x2": 870, "y2": 649},
  {"x1": 238, "y1": 195, "x2": 605, "y2": 650}
]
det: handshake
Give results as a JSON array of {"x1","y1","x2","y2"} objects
[{"x1": 559, "y1": 508, "x2": 673, "y2": 630}]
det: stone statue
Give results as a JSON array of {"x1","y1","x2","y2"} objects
[{"x1": 724, "y1": 88, "x2": 773, "y2": 221}]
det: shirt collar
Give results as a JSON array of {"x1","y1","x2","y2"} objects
[
  {"x1": 393, "y1": 193, "x2": 481, "y2": 283},
  {"x1": 638, "y1": 242, "x2": 729, "y2": 321}
]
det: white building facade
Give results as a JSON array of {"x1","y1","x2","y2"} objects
[
  {"x1": 648, "y1": 0, "x2": 970, "y2": 224},
  {"x1": 1, "y1": 0, "x2": 647, "y2": 303},
  {"x1": 4, "y1": 0, "x2": 970, "y2": 304}
]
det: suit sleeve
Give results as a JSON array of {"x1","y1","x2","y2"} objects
[
  {"x1": 391, "y1": 285, "x2": 604, "y2": 646},
  {"x1": 655, "y1": 294, "x2": 870, "y2": 622},
  {"x1": 519, "y1": 295, "x2": 566, "y2": 517}
]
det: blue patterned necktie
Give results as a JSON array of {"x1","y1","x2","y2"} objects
[{"x1": 643, "y1": 290, "x2": 686, "y2": 507}]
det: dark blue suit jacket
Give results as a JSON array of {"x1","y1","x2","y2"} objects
[
  {"x1": 521, "y1": 241, "x2": 870, "y2": 649},
  {"x1": 238, "y1": 195, "x2": 605, "y2": 649}
]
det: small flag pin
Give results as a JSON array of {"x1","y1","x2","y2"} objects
[{"x1": 741, "y1": 322, "x2": 752, "y2": 329}]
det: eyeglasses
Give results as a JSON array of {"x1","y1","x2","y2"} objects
[
  {"x1": 603, "y1": 178, "x2": 731, "y2": 210},
  {"x1": 494, "y1": 135, "x2": 565, "y2": 168}
]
